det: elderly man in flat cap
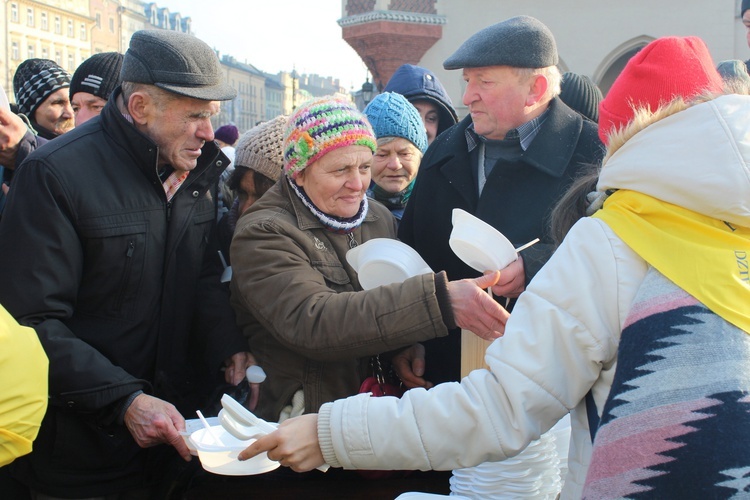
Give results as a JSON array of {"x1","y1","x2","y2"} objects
[
  {"x1": 0, "y1": 30, "x2": 256, "y2": 498},
  {"x1": 398, "y1": 16, "x2": 603, "y2": 385}
]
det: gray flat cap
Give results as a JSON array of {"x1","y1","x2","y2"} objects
[
  {"x1": 444, "y1": 16, "x2": 558, "y2": 70},
  {"x1": 121, "y1": 30, "x2": 237, "y2": 101}
]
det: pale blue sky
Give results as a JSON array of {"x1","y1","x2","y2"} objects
[{"x1": 161, "y1": 1, "x2": 369, "y2": 90}]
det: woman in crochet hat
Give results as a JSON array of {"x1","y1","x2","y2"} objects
[
  {"x1": 217, "y1": 115, "x2": 286, "y2": 266},
  {"x1": 364, "y1": 92, "x2": 428, "y2": 222},
  {"x1": 229, "y1": 95, "x2": 508, "y2": 424}
]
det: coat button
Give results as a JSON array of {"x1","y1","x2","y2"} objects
[
  {"x1": 67, "y1": 401, "x2": 75, "y2": 408},
  {"x1": 192, "y1": 191, "x2": 199, "y2": 198},
  {"x1": 216, "y1": 160, "x2": 223, "y2": 167}
]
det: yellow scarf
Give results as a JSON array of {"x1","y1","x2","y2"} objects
[{"x1": 593, "y1": 190, "x2": 750, "y2": 334}]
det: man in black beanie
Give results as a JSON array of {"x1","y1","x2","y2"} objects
[
  {"x1": 398, "y1": 15, "x2": 604, "y2": 385},
  {"x1": 0, "y1": 30, "x2": 255, "y2": 498},
  {"x1": 69, "y1": 51, "x2": 123, "y2": 125},
  {"x1": 12, "y1": 58, "x2": 74, "y2": 140}
]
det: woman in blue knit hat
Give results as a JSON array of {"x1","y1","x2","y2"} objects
[{"x1": 364, "y1": 92, "x2": 428, "y2": 222}]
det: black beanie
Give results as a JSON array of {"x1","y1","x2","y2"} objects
[
  {"x1": 69, "y1": 52, "x2": 123, "y2": 101},
  {"x1": 559, "y1": 72, "x2": 603, "y2": 123},
  {"x1": 743, "y1": 0, "x2": 750, "y2": 16},
  {"x1": 13, "y1": 58, "x2": 71, "y2": 117}
]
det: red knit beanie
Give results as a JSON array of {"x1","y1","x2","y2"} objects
[{"x1": 598, "y1": 36, "x2": 723, "y2": 145}]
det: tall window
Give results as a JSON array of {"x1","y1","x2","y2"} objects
[
  {"x1": 41, "y1": 47, "x2": 49, "y2": 59},
  {"x1": 68, "y1": 54, "x2": 74, "y2": 71},
  {"x1": 55, "y1": 51, "x2": 61, "y2": 65},
  {"x1": 41, "y1": 12, "x2": 48, "y2": 30},
  {"x1": 54, "y1": 16, "x2": 61, "y2": 34},
  {"x1": 80, "y1": 23, "x2": 86, "y2": 40},
  {"x1": 26, "y1": 7, "x2": 34, "y2": 27},
  {"x1": 27, "y1": 44, "x2": 35, "y2": 58},
  {"x1": 10, "y1": 3, "x2": 18, "y2": 23},
  {"x1": 109, "y1": 18, "x2": 114, "y2": 32},
  {"x1": 95, "y1": 13, "x2": 101, "y2": 28},
  {"x1": 11, "y1": 42, "x2": 19, "y2": 61},
  {"x1": 67, "y1": 20, "x2": 73, "y2": 37}
]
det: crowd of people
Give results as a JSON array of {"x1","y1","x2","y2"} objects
[{"x1": 0, "y1": 8, "x2": 748, "y2": 500}]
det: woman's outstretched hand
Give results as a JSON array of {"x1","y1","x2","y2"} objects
[{"x1": 238, "y1": 414, "x2": 324, "y2": 472}]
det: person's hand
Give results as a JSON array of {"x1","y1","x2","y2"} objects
[
  {"x1": 1, "y1": 182, "x2": 8, "y2": 196},
  {"x1": 448, "y1": 271, "x2": 509, "y2": 340},
  {"x1": 224, "y1": 351, "x2": 256, "y2": 385},
  {"x1": 238, "y1": 414, "x2": 324, "y2": 472},
  {"x1": 391, "y1": 344, "x2": 433, "y2": 389},
  {"x1": 489, "y1": 256, "x2": 526, "y2": 299},
  {"x1": 123, "y1": 393, "x2": 192, "y2": 461},
  {"x1": 0, "y1": 107, "x2": 27, "y2": 168},
  {"x1": 224, "y1": 351, "x2": 260, "y2": 411}
]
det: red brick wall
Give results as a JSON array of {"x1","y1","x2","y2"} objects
[
  {"x1": 346, "y1": 0, "x2": 377, "y2": 16},
  {"x1": 388, "y1": 0, "x2": 437, "y2": 14},
  {"x1": 343, "y1": 21, "x2": 442, "y2": 90}
]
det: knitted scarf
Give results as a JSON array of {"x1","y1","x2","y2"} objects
[
  {"x1": 583, "y1": 267, "x2": 750, "y2": 498},
  {"x1": 593, "y1": 189, "x2": 750, "y2": 333},
  {"x1": 287, "y1": 176, "x2": 368, "y2": 234},
  {"x1": 369, "y1": 180, "x2": 414, "y2": 217}
]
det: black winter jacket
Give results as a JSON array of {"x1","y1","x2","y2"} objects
[
  {"x1": 0, "y1": 89, "x2": 247, "y2": 496},
  {"x1": 398, "y1": 97, "x2": 604, "y2": 384}
]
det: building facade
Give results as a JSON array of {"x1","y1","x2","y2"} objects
[
  {"x1": 89, "y1": 0, "x2": 119, "y2": 54},
  {"x1": 0, "y1": 0, "x2": 346, "y2": 125},
  {"x1": 4, "y1": 0, "x2": 93, "y2": 92},
  {"x1": 215, "y1": 55, "x2": 265, "y2": 133},
  {"x1": 340, "y1": 0, "x2": 750, "y2": 118}
]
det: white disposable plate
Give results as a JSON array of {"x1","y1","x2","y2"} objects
[
  {"x1": 346, "y1": 238, "x2": 432, "y2": 290},
  {"x1": 449, "y1": 209, "x2": 517, "y2": 272},
  {"x1": 190, "y1": 426, "x2": 280, "y2": 476}
]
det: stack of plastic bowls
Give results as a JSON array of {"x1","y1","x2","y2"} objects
[
  {"x1": 549, "y1": 413, "x2": 572, "y2": 487},
  {"x1": 450, "y1": 429, "x2": 562, "y2": 499}
]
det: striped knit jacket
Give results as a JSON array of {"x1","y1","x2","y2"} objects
[{"x1": 583, "y1": 267, "x2": 750, "y2": 499}]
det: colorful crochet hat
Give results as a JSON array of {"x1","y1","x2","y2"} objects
[
  {"x1": 283, "y1": 95, "x2": 376, "y2": 179},
  {"x1": 364, "y1": 92, "x2": 428, "y2": 153},
  {"x1": 235, "y1": 115, "x2": 286, "y2": 182},
  {"x1": 598, "y1": 36, "x2": 723, "y2": 145},
  {"x1": 13, "y1": 58, "x2": 71, "y2": 117}
]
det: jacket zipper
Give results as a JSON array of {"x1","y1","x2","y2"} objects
[{"x1": 114, "y1": 239, "x2": 135, "y2": 312}]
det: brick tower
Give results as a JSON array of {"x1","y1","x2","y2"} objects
[{"x1": 339, "y1": 0, "x2": 445, "y2": 91}]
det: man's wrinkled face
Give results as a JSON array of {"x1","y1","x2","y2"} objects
[
  {"x1": 142, "y1": 93, "x2": 220, "y2": 173},
  {"x1": 462, "y1": 66, "x2": 533, "y2": 140},
  {"x1": 34, "y1": 88, "x2": 75, "y2": 136},
  {"x1": 71, "y1": 92, "x2": 107, "y2": 126}
]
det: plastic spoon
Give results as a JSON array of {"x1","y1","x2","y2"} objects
[
  {"x1": 515, "y1": 238, "x2": 540, "y2": 253},
  {"x1": 196, "y1": 409, "x2": 221, "y2": 445}
]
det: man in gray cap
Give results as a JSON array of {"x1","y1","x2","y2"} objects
[
  {"x1": 399, "y1": 16, "x2": 603, "y2": 385},
  {"x1": 0, "y1": 30, "x2": 255, "y2": 498}
]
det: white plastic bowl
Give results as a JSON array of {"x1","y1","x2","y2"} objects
[
  {"x1": 346, "y1": 238, "x2": 433, "y2": 290},
  {"x1": 180, "y1": 417, "x2": 219, "y2": 456},
  {"x1": 189, "y1": 425, "x2": 280, "y2": 476},
  {"x1": 449, "y1": 209, "x2": 517, "y2": 272}
]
